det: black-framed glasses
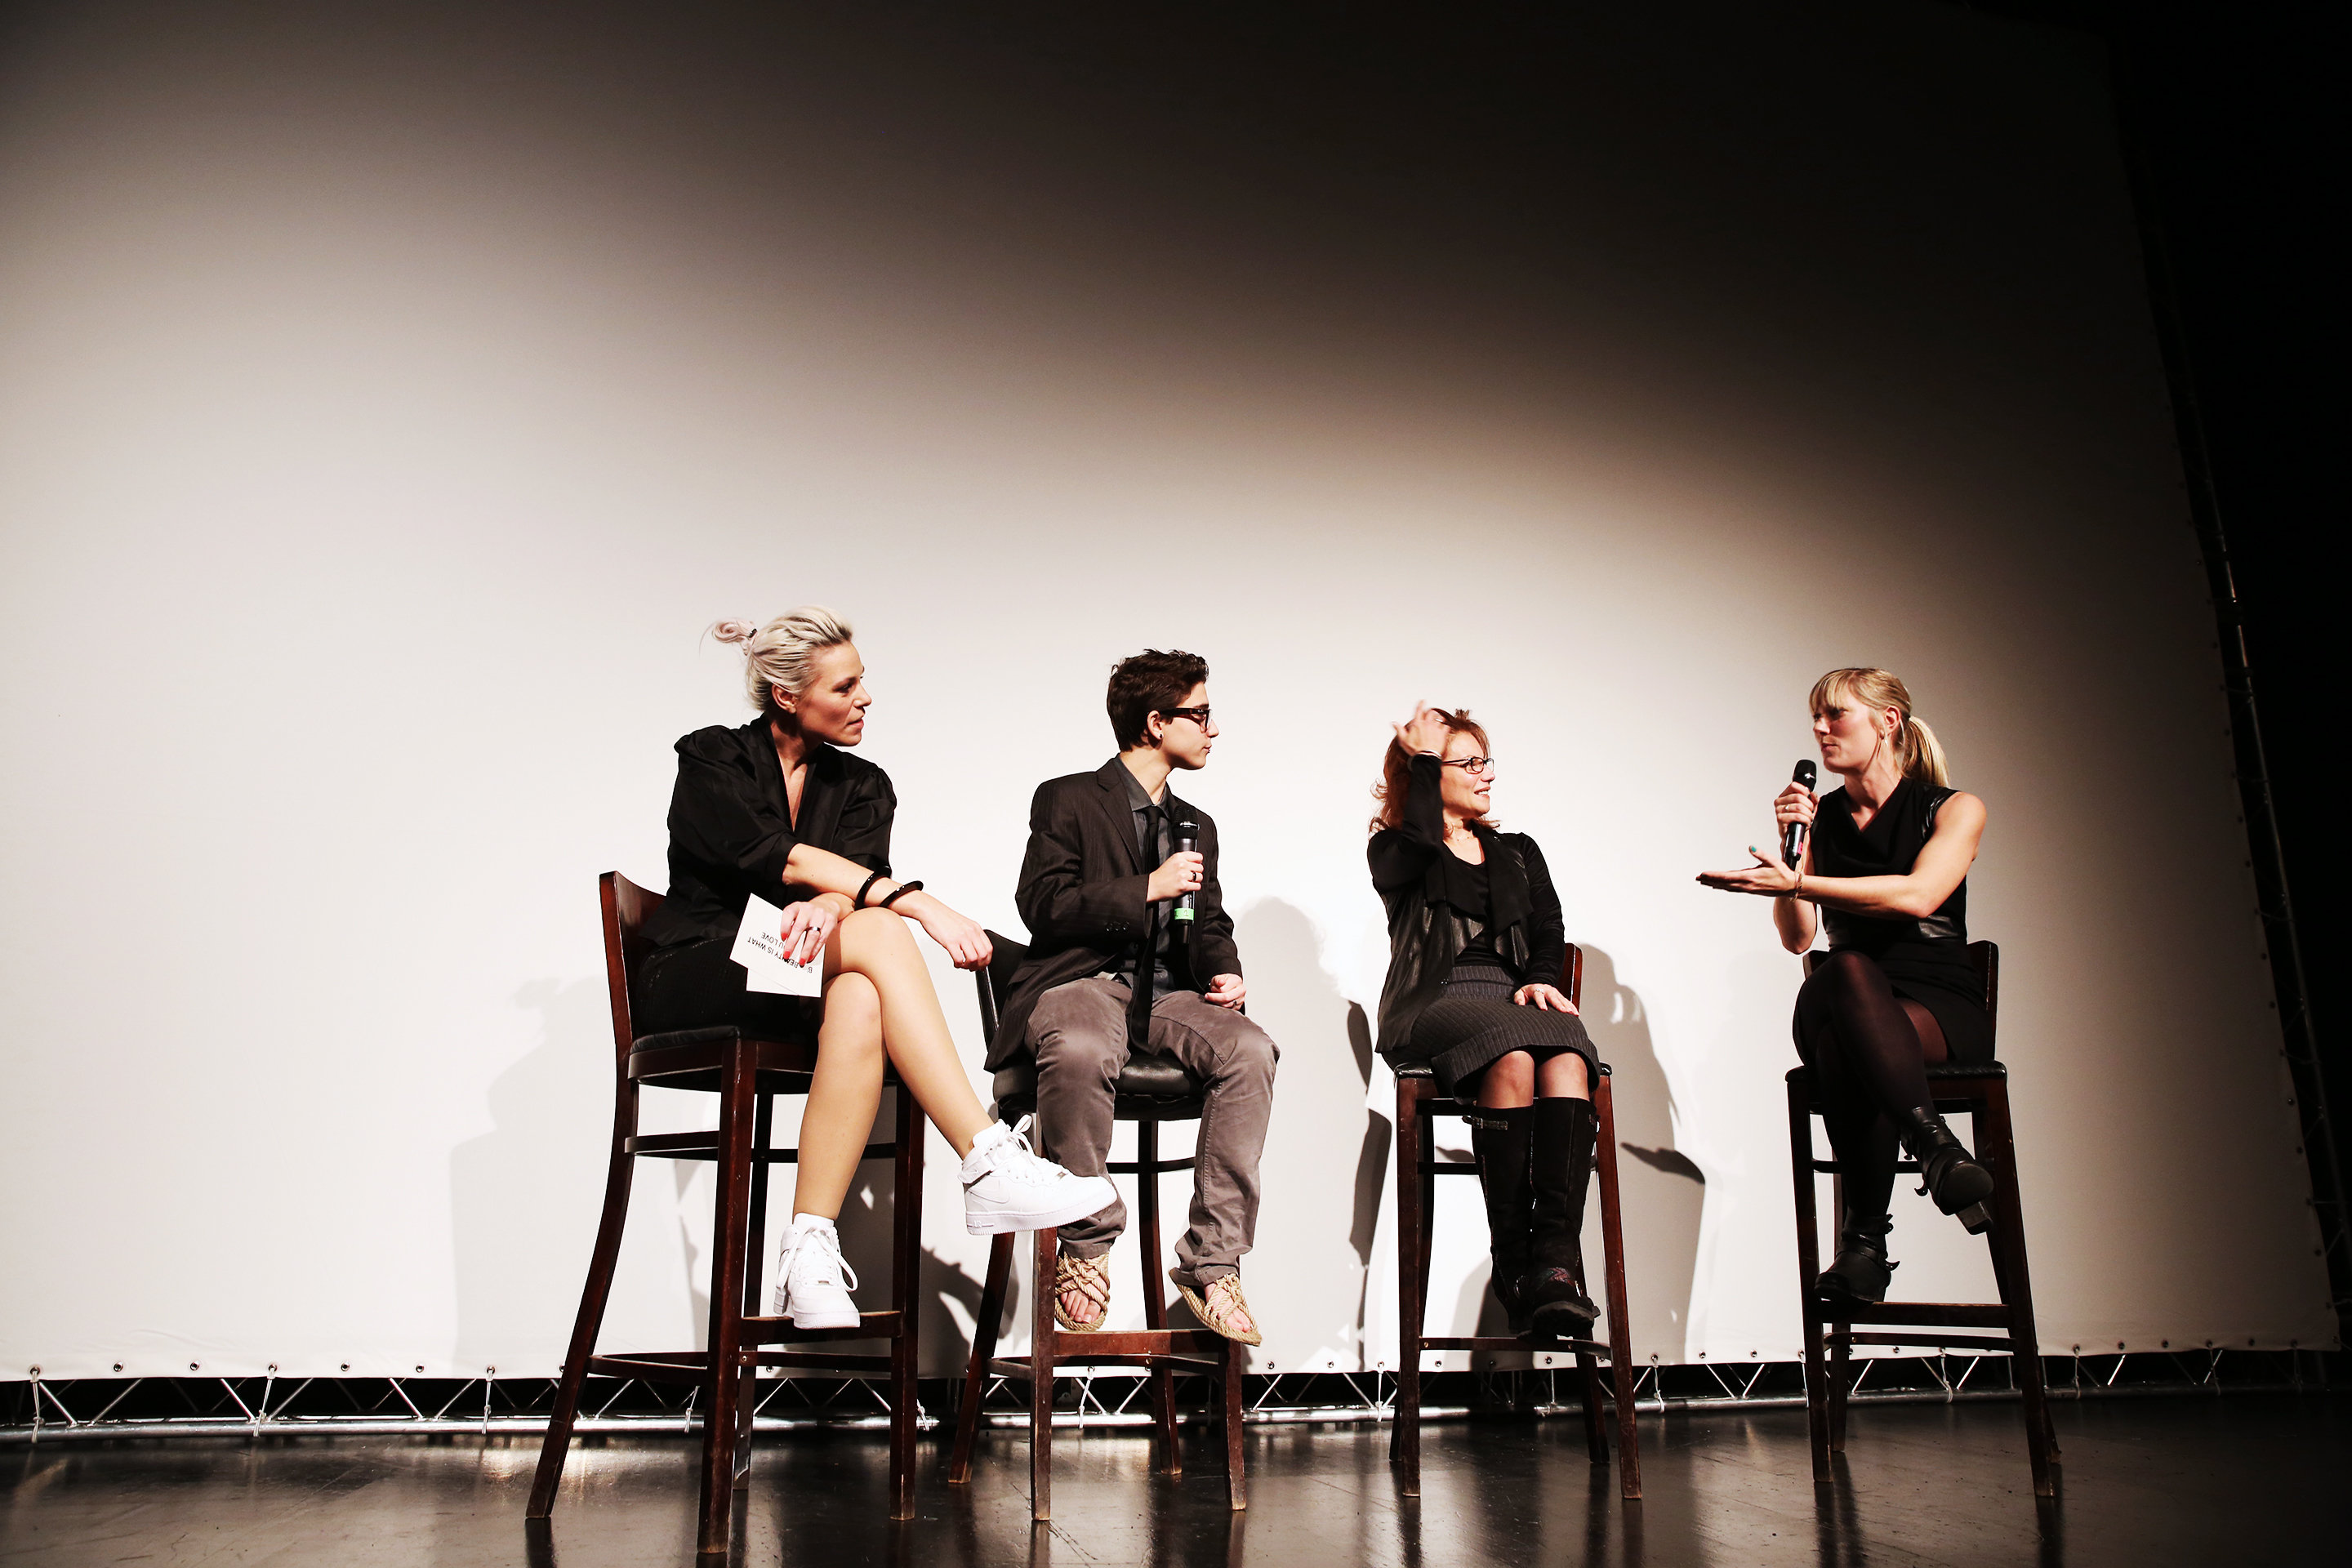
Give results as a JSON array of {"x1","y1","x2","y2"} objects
[
  {"x1": 1440, "y1": 755, "x2": 1494, "y2": 776},
  {"x1": 1160, "y1": 706, "x2": 1213, "y2": 728}
]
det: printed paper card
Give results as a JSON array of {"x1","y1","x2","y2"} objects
[{"x1": 730, "y1": 893, "x2": 824, "y2": 997}]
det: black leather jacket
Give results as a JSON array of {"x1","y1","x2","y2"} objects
[{"x1": 1367, "y1": 755, "x2": 1566, "y2": 1063}]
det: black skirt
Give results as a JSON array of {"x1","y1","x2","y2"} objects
[
  {"x1": 634, "y1": 937, "x2": 822, "y2": 1038},
  {"x1": 1406, "y1": 962, "x2": 1601, "y2": 1098}
]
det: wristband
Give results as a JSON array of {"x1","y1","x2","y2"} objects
[
  {"x1": 854, "y1": 871, "x2": 886, "y2": 908},
  {"x1": 879, "y1": 880, "x2": 924, "y2": 910}
]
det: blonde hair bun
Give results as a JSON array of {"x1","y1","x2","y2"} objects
[{"x1": 708, "y1": 608, "x2": 854, "y2": 712}]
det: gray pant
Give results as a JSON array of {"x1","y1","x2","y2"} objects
[{"x1": 1026, "y1": 976, "x2": 1278, "y2": 1283}]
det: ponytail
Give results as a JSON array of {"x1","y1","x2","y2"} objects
[
  {"x1": 1809, "y1": 666, "x2": 1953, "y2": 785},
  {"x1": 1902, "y1": 715, "x2": 1950, "y2": 786}
]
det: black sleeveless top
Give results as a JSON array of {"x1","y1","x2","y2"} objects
[{"x1": 1811, "y1": 777, "x2": 1993, "y2": 1060}]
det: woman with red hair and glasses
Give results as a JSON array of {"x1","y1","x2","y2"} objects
[{"x1": 1370, "y1": 703, "x2": 1603, "y2": 1337}]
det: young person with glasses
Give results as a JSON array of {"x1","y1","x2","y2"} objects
[
  {"x1": 634, "y1": 608, "x2": 1116, "y2": 1330},
  {"x1": 1370, "y1": 703, "x2": 1604, "y2": 1336},
  {"x1": 993, "y1": 649, "x2": 1278, "y2": 1344}
]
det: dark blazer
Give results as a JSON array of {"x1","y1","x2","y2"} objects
[
  {"x1": 641, "y1": 718, "x2": 896, "y2": 949},
  {"x1": 993, "y1": 759, "x2": 1242, "y2": 1070},
  {"x1": 1367, "y1": 754, "x2": 1565, "y2": 1064}
]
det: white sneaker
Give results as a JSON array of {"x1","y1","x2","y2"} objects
[
  {"x1": 770, "y1": 1216, "x2": 861, "y2": 1330},
  {"x1": 960, "y1": 1116, "x2": 1119, "y2": 1236}
]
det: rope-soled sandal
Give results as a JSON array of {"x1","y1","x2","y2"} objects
[
  {"x1": 1053, "y1": 1250, "x2": 1111, "y2": 1332},
  {"x1": 1174, "y1": 1273, "x2": 1263, "y2": 1346}
]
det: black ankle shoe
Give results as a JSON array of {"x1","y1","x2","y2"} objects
[
  {"x1": 1896, "y1": 1105, "x2": 1995, "y2": 1232},
  {"x1": 1523, "y1": 1267, "x2": 1600, "y2": 1337},
  {"x1": 1815, "y1": 1223, "x2": 1895, "y2": 1308}
]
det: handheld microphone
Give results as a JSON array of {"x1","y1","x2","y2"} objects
[
  {"x1": 1173, "y1": 820, "x2": 1200, "y2": 942},
  {"x1": 1781, "y1": 760, "x2": 1817, "y2": 867}
]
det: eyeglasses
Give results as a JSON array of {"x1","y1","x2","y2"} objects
[
  {"x1": 1440, "y1": 755, "x2": 1494, "y2": 776},
  {"x1": 1160, "y1": 706, "x2": 1213, "y2": 728}
]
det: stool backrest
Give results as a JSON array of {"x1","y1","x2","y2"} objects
[
  {"x1": 1800, "y1": 941, "x2": 1999, "y2": 1031},
  {"x1": 975, "y1": 930, "x2": 1031, "y2": 1057},
  {"x1": 599, "y1": 871, "x2": 666, "y2": 1067},
  {"x1": 1561, "y1": 943, "x2": 1584, "y2": 1009}
]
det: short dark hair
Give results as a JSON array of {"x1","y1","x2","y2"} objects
[{"x1": 1107, "y1": 648, "x2": 1209, "y2": 750}]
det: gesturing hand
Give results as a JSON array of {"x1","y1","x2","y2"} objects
[
  {"x1": 1148, "y1": 851, "x2": 1205, "y2": 905},
  {"x1": 1204, "y1": 973, "x2": 1247, "y2": 1010},
  {"x1": 1392, "y1": 701, "x2": 1448, "y2": 758},
  {"x1": 1513, "y1": 982, "x2": 1578, "y2": 1014},
  {"x1": 914, "y1": 901, "x2": 995, "y2": 970},
  {"x1": 1695, "y1": 844, "x2": 1802, "y2": 898},
  {"x1": 777, "y1": 898, "x2": 839, "y2": 967}
]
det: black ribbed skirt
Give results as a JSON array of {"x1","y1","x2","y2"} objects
[{"x1": 1408, "y1": 962, "x2": 1601, "y2": 1098}]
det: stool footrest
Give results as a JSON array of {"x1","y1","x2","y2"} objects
[
  {"x1": 625, "y1": 1132, "x2": 897, "y2": 1163},
  {"x1": 752, "y1": 1351, "x2": 896, "y2": 1372},
  {"x1": 991, "y1": 1352, "x2": 1227, "y2": 1378},
  {"x1": 742, "y1": 1312, "x2": 902, "y2": 1344},
  {"x1": 1042, "y1": 1328, "x2": 1231, "y2": 1356},
  {"x1": 1107, "y1": 1157, "x2": 1196, "y2": 1174},
  {"x1": 1829, "y1": 1330, "x2": 2017, "y2": 1354},
  {"x1": 1417, "y1": 1335, "x2": 1615, "y2": 1356},
  {"x1": 1826, "y1": 1302, "x2": 2010, "y2": 1330},
  {"x1": 586, "y1": 1353, "x2": 706, "y2": 1385}
]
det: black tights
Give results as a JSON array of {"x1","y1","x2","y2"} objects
[{"x1": 1793, "y1": 951, "x2": 1946, "y2": 1226}]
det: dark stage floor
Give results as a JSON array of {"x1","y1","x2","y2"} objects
[{"x1": 4, "y1": 1396, "x2": 2346, "y2": 1566}]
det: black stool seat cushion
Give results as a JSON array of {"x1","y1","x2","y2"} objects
[
  {"x1": 1787, "y1": 1060, "x2": 2006, "y2": 1085},
  {"x1": 991, "y1": 1054, "x2": 1205, "y2": 1123},
  {"x1": 1396, "y1": 1061, "x2": 1611, "y2": 1089}
]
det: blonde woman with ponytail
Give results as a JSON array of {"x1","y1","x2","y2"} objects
[
  {"x1": 635, "y1": 608, "x2": 1115, "y2": 1331},
  {"x1": 1699, "y1": 668, "x2": 1994, "y2": 1308}
]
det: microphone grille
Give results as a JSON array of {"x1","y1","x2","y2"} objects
[{"x1": 1794, "y1": 760, "x2": 1818, "y2": 786}]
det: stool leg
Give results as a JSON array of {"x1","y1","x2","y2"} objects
[
  {"x1": 1594, "y1": 1076, "x2": 1641, "y2": 1500},
  {"x1": 1828, "y1": 1328, "x2": 1852, "y2": 1452},
  {"x1": 889, "y1": 1084, "x2": 924, "y2": 1521},
  {"x1": 735, "y1": 1092, "x2": 774, "y2": 1491},
  {"x1": 948, "y1": 1231, "x2": 1014, "y2": 1486},
  {"x1": 1392, "y1": 1077, "x2": 1425, "y2": 1495},
  {"x1": 1031, "y1": 1226, "x2": 1057, "y2": 1522},
  {"x1": 1574, "y1": 1347, "x2": 1609, "y2": 1463},
  {"x1": 528, "y1": 1079, "x2": 640, "y2": 1518},
  {"x1": 697, "y1": 1045, "x2": 758, "y2": 1557},
  {"x1": 1979, "y1": 1080, "x2": 2056, "y2": 1496},
  {"x1": 1788, "y1": 1080, "x2": 1833, "y2": 1486},
  {"x1": 1222, "y1": 1332, "x2": 1249, "y2": 1511},
  {"x1": 1136, "y1": 1120, "x2": 1182, "y2": 1477}
]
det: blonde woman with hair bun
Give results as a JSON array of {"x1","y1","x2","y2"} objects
[
  {"x1": 1699, "y1": 667, "x2": 1994, "y2": 1310},
  {"x1": 634, "y1": 608, "x2": 1115, "y2": 1331}
]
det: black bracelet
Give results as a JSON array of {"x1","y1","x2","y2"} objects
[
  {"x1": 878, "y1": 880, "x2": 924, "y2": 909},
  {"x1": 854, "y1": 871, "x2": 886, "y2": 908}
]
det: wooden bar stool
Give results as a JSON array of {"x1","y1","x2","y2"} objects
[
  {"x1": 1390, "y1": 944, "x2": 1642, "y2": 1500},
  {"x1": 528, "y1": 872, "x2": 925, "y2": 1556},
  {"x1": 1787, "y1": 941, "x2": 2057, "y2": 1497},
  {"x1": 946, "y1": 934, "x2": 1249, "y2": 1520}
]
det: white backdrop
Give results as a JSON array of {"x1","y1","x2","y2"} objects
[{"x1": 0, "y1": 0, "x2": 2333, "y2": 1382}]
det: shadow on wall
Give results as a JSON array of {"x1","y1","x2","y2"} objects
[
  {"x1": 449, "y1": 978, "x2": 621, "y2": 1374},
  {"x1": 1579, "y1": 946, "x2": 1703, "y2": 1362},
  {"x1": 1228, "y1": 898, "x2": 1374, "y2": 1370}
]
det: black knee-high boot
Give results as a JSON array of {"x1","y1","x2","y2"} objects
[
  {"x1": 1469, "y1": 1107, "x2": 1535, "y2": 1330},
  {"x1": 1816, "y1": 1210, "x2": 1896, "y2": 1307},
  {"x1": 1526, "y1": 1097, "x2": 1600, "y2": 1335}
]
